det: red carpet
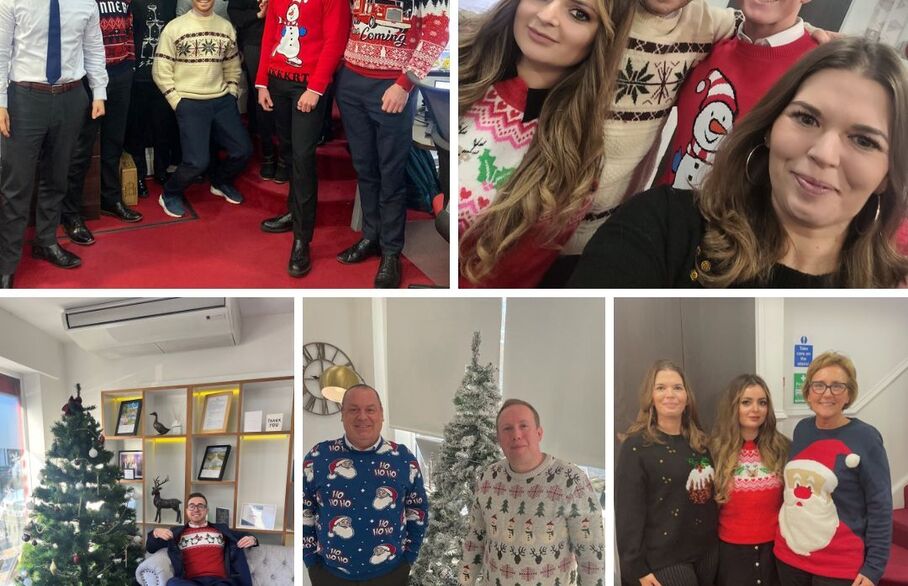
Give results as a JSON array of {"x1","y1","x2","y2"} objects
[
  {"x1": 14, "y1": 140, "x2": 439, "y2": 289},
  {"x1": 882, "y1": 485, "x2": 908, "y2": 586}
]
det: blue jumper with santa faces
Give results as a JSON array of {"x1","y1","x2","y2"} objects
[
  {"x1": 303, "y1": 436, "x2": 429, "y2": 580},
  {"x1": 773, "y1": 417, "x2": 892, "y2": 584}
]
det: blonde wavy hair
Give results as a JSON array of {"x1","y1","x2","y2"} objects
[
  {"x1": 697, "y1": 37, "x2": 908, "y2": 288},
  {"x1": 709, "y1": 374, "x2": 790, "y2": 504},
  {"x1": 626, "y1": 360, "x2": 708, "y2": 453},
  {"x1": 458, "y1": 0, "x2": 635, "y2": 284}
]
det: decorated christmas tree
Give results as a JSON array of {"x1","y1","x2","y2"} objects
[
  {"x1": 15, "y1": 385, "x2": 143, "y2": 585},
  {"x1": 411, "y1": 332, "x2": 502, "y2": 586}
]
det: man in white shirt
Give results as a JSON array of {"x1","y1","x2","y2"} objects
[{"x1": 0, "y1": 0, "x2": 108, "y2": 288}]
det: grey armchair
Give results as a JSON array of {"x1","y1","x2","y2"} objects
[{"x1": 136, "y1": 544, "x2": 294, "y2": 586}]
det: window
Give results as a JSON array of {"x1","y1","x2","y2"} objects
[{"x1": 0, "y1": 374, "x2": 28, "y2": 583}]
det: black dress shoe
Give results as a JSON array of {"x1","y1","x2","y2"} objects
[
  {"x1": 63, "y1": 216, "x2": 95, "y2": 246},
  {"x1": 260, "y1": 155, "x2": 276, "y2": 180},
  {"x1": 374, "y1": 254, "x2": 401, "y2": 288},
  {"x1": 261, "y1": 212, "x2": 293, "y2": 233},
  {"x1": 337, "y1": 239, "x2": 381, "y2": 264},
  {"x1": 137, "y1": 177, "x2": 149, "y2": 198},
  {"x1": 0, "y1": 274, "x2": 12, "y2": 288},
  {"x1": 273, "y1": 163, "x2": 290, "y2": 184},
  {"x1": 32, "y1": 244, "x2": 81, "y2": 269},
  {"x1": 101, "y1": 201, "x2": 143, "y2": 223},
  {"x1": 288, "y1": 238, "x2": 311, "y2": 277}
]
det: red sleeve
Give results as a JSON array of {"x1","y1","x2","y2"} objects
[
  {"x1": 256, "y1": 0, "x2": 280, "y2": 87},
  {"x1": 307, "y1": 0, "x2": 350, "y2": 94}
]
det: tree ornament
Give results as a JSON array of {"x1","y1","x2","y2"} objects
[
  {"x1": 62, "y1": 383, "x2": 84, "y2": 416},
  {"x1": 23, "y1": 579, "x2": 32, "y2": 586},
  {"x1": 50, "y1": 560, "x2": 58, "y2": 575},
  {"x1": 21, "y1": 533, "x2": 30, "y2": 542},
  {"x1": 99, "y1": 434, "x2": 105, "y2": 445},
  {"x1": 88, "y1": 447, "x2": 98, "y2": 458},
  {"x1": 72, "y1": 553, "x2": 80, "y2": 564}
]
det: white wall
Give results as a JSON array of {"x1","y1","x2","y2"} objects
[
  {"x1": 64, "y1": 311, "x2": 294, "y2": 411},
  {"x1": 758, "y1": 298, "x2": 908, "y2": 507},
  {"x1": 301, "y1": 298, "x2": 375, "y2": 452}
]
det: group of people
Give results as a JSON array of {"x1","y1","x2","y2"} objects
[
  {"x1": 302, "y1": 386, "x2": 605, "y2": 586},
  {"x1": 0, "y1": 0, "x2": 449, "y2": 289},
  {"x1": 616, "y1": 352, "x2": 892, "y2": 586},
  {"x1": 459, "y1": 0, "x2": 908, "y2": 288}
]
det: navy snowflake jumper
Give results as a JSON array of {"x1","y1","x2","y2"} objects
[{"x1": 303, "y1": 437, "x2": 429, "y2": 580}]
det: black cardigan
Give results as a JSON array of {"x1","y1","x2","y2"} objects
[{"x1": 567, "y1": 186, "x2": 832, "y2": 288}]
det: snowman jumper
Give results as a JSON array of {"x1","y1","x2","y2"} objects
[
  {"x1": 715, "y1": 440, "x2": 785, "y2": 586},
  {"x1": 303, "y1": 436, "x2": 429, "y2": 580},
  {"x1": 459, "y1": 454, "x2": 605, "y2": 586},
  {"x1": 458, "y1": 77, "x2": 588, "y2": 288},
  {"x1": 615, "y1": 431, "x2": 718, "y2": 584},
  {"x1": 657, "y1": 32, "x2": 817, "y2": 189},
  {"x1": 773, "y1": 418, "x2": 892, "y2": 585}
]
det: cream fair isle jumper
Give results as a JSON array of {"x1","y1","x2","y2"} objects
[
  {"x1": 152, "y1": 10, "x2": 241, "y2": 110},
  {"x1": 460, "y1": 454, "x2": 605, "y2": 586},
  {"x1": 562, "y1": 1, "x2": 740, "y2": 254}
]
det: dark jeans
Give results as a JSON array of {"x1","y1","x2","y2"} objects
[
  {"x1": 64, "y1": 67, "x2": 134, "y2": 217},
  {"x1": 125, "y1": 79, "x2": 182, "y2": 178},
  {"x1": 308, "y1": 562, "x2": 409, "y2": 586},
  {"x1": 0, "y1": 83, "x2": 88, "y2": 273},
  {"x1": 335, "y1": 65, "x2": 415, "y2": 255},
  {"x1": 240, "y1": 41, "x2": 276, "y2": 156},
  {"x1": 776, "y1": 560, "x2": 853, "y2": 586},
  {"x1": 166, "y1": 578, "x2": 235, "y2": 586},
  {"x1": 717, "y1": 540, "x2": 779, "y2": 586},
  {"x1": 269, "y1": 75, "x2": 327, "y2": 242},
  {"x1": 164, "y1": 94, "x2": 252, "y2": 196}
]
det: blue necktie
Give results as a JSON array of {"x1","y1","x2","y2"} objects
[{"x1": 46, "y1": 0, "x2": 61, "y2": 85}]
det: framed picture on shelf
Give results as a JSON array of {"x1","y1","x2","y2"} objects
[
  {"x1": 201, "y1": 392, "x2": 232, "y2": 433},
  {"x1": 119, "y1": 450, "x2": 144, "y2": 479},
  {"x1": 198, "y1": 444, "x2": 232, "y2": 481},
  {"x1": 239, "y1": 503, "x2": 277, "y2": 530},
  {"x1": 216, "y1": 507, "x2": 231, "y2": 525},
  {"x1": 116, "y1": 399, "x2": 142, "y2": 436}
]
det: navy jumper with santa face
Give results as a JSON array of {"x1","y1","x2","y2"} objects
[
  {"x1": 773, "y1": 417, "x2": 892, "y2": 584},
  {"x1": 303, "y1": 436, "x2": 429, "y2": 580}
]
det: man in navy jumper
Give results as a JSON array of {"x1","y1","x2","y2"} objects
[
  {"x1": 146, "y1": 492, "x2": 259, "y2": 585},
  {"x1": 303, "y1": 384, "x2": 429, "y2": 585}
]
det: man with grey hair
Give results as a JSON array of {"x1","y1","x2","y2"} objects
[
  {"x1": 460, "y1": 398, "x2": 605, "y2": 586},
  {"x1": 303, "y1": 385, "x2": 429, "y2": 585}
]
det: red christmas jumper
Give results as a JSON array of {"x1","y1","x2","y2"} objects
[
  {"x1": 718, "y1": 440, "x2": 783, "y2": 544},
  {"x1": 255, "y1": 0, "x2": 352, "y2": 94},
  {"x1": 180, "y1": 525, "x2": 227, "y2": 578}
]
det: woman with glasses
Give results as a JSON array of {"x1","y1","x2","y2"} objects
[
  {"x1": 774, "y1": 351, "x2": 892, "y2": 586},
  {"x1": 709, "y1": 375, "x2": 789, "y2": 586},
  {"x1": 616, "y1": 360, "x2": 718, "y2": 586}
]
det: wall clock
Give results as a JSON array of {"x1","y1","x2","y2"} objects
[{"x1": 302, "y1": 342, "x2": 354, "y2": 415}]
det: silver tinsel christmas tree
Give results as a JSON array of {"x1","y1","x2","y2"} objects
[{"x1": 411, "y1": 332, "x2": 502, "y2": 586}]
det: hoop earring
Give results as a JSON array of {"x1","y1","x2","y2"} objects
[
  {"x1": 857, "y1": 193, "x2": 882, "y2": 236},
  {"x1": 744, "y1": 143, "x2": 767, "y2": 185}
]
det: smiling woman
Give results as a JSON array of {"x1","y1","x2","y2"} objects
[{"x1": 569, "y1": 36, "x2": 908, "y2": 288}]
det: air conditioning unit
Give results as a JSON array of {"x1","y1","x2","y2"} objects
[{"x1": 62, "y1": 298, "x2": 242, "y2": 358}]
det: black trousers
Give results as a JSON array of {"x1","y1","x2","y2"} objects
[
  {"x1": 239, "y1": 41, "x2": 276, "y2": 155},
  {"x1": 335, "y1": 65, "x2": 416, "y2": 255},
  {"x1": 717, "y1": 541, "x2": 779, "y2": 586},
  {"x1": 269, "y1": 75, "x2": 327, "y2": 243},
  {"x1": 636, "y1": 544, "x2": 718, "y2": 586},
  {"x1": 308, "y1": 562, "x2": 409, "y2": 586},
  {"x1": 125, "y1": 79, "x2": 182, "y2": 178},
  {"x1": 164, "y1": 94, "x2": 252, "y2": 196},
  {"x1": 0, "y1": 83, "x2": 88, "y2": 273},
  {"x1": 64, "y1": 67, "x2": 134, "y2": 217},
  {"x1": 776, "y1": 560, "x2": 853, "y2": 586}
]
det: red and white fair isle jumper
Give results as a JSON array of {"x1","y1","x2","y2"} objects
[
  {"x1": 180, "y1": 525, "x2": 228, "y2": 579},
  {"x1": 718, "y1": 440, "x2": 784, "y2": 544}
]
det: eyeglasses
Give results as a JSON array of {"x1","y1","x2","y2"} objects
[
  {"x1": 187, "y1": 504, "x2": 208, "y2": 511},
  {"x1": 808, "y1": 382, "x2": 849, "y2": 396}
]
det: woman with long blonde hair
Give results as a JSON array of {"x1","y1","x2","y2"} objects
[
  {"x1": 616, "y1": 360, "x2": 717, "y2": 586},
  {"x1": 570, "y1": 37, "x2": 908, "y2": 288},
  {"x1": 709, "y1": 374, "x2": 789, "y2": 586},
  {"x1": 458, "y1": 0, "x2": 634, "y2": 287}
]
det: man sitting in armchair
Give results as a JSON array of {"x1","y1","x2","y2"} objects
[{"x1": 146, "y1": 492, "x2": 258, "y2": 586}]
